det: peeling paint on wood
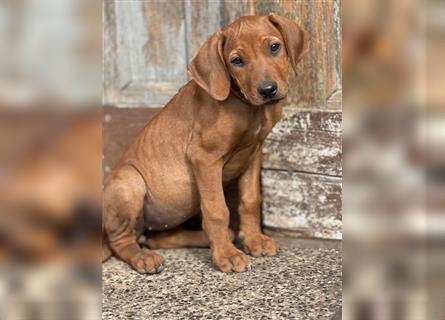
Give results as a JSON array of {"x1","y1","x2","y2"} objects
[
  {"x1": 116, "y1": 81, "x2": 182, "y2": 107},
  {"x1": 103, "y1": 0, "x2": 118, "y2": 104},
  {"x1": 104, "y1": 0, "x2": 341, "y2": 108},
  {"x1": 326, "y1": 88, "x2": 342, "y2": 109},
  {"x1": 184, "y1": 1, "x2": 249, "y2": 68},
  {"x1": 184, "y1": 1, "x2": 223, "y2": 66},
  {"x1": 220, "y1": 1, "x2": 250, "y2": 27},
  {"x1": 104, "y1": 1, "x2": 188, "y2": 106},
  {"x1": 263, "y1": 108, "x2": 342, "y2": 176},
  {"x1": 262, "y1": 169, "x2": 342, "y2": 239},
  {"x1": 142, "y1": 2, "x2": 183, "y2": 67}
]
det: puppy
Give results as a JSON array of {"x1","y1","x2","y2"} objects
[{"x1": 103, "y1": 14, "x2": 307, "y2": 273}]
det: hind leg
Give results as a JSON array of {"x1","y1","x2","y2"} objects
[
  {"x1": 103, "y1": 166, "x2": 164, "y2": 274},
  {"x1": 102, "y1": 233, "x2": 112, "y2": 262},
  {"x1": 145, "y1": 227, "x2": 236, "y2": 249}
]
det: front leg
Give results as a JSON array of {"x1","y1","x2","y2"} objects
[
  {"x1": 191, "y1": 152, "x2": 249, "y2": 273},
  {"x1": 238, "y1": 149, "x2": 278, "y2": 257}
]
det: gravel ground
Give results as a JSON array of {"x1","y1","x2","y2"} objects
[{"x1": 102, "y1": 236, "x2": 342, "y2": 320}]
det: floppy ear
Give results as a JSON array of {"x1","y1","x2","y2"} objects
[
  {"x1": 188, "y1": 31, "x2": 230, "y2": 101},
  {"x1": 268, "y1": 13, "x2": 309, "y2": 74}
]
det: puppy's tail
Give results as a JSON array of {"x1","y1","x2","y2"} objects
[{"x1": 102, "y1": 233, "x2": 112, "y2": 262}]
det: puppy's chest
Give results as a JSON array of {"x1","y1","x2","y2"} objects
[
  {"x1": 242, "y1": 115, "x2": 274, "y2": 141},
  {"x1": 222, "y1": 122, "x2": 272, "y2": 181},
  {"x1": 222, "y1": 146, "x2": 258, "y2": 182}
]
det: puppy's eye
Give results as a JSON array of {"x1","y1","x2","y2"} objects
[
  {"x1": 231, "y1": 57, "x2": 244, "y2": 66},
  {"x1": 270, "y1": 43, "x2": 281, "y2": 54}
]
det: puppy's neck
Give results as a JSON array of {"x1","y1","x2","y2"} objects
[{"x1": 229, "y1": 79, "x2": 252, "y2": 105}]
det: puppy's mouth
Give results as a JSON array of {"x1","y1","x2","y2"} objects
[
  {"x1": 263, "y1": 94, "x2": 286, "y2": 104},
  {"x1": 230, "y1": 80, "x2": 285, "y2": 106},
  {"x1": 246, "y1": 94, "x2": 286, "y2": 106}
]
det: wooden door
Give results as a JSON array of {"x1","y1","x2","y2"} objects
[{"x1": 104, "y1": 1, "x2": 250, "y2": 107}]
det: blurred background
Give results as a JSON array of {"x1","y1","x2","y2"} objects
[
  {"x1": 0, "y1": 0, "x2": 101, "y2": 319},
  {"x1": 0, "y1": 0, "x2": 443, "y2": 319},
  {"x1": 343, "y1": 0, "x2": 445, "y2": 319}
]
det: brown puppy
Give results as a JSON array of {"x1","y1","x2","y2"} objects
[{"x1": 103, "y1": 14, "x2": 307, "y2": 273}]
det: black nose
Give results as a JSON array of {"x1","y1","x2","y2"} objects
[{"x1": 257, "y1": 80, "x2": 278, "y2": 99}]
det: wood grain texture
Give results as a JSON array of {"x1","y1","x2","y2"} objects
[
  {"x1": 184, "y1": 0, "x2": 249, "y2": 65},
  {"x1": 104, "y1": 1, "x2": 251, "y2": 106},
  {"x1": 262, "y1": 169, "x2": 342, "y2": 239},
  {"x1": 104, "y1": 0, "x2": 342, "y2": 109},
  {"x1": 103, "y1": 0, "x2": 118, "y2": 104},
  {"x1": 263, "y1": 107, "x2": 342, "y2": 176},
  {"x1": 104, "y1": 1, "x2": 188, "y2": 106}
]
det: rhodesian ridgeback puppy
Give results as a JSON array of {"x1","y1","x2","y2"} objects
[{"x1": 103, "y1": 14, "x2": 307, "y2": 273}]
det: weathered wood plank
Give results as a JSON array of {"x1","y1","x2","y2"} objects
[
  {"x1": 326, "y1": 88, "x2": 342, "y2": 109},
  {"x1": 184, "y1": 0, "x2": 249, "y2": 68},
  {"x1": 117, "y1": 81, "x2": 183, "y2": 107},
  {"x1": 184, "y1": 0, "x2": 220, "y2": 67},
  {"x1": 261, "y1": 169, "x2": 342, "y2": 239},
  {"x1": 105, "y1": 1, "x2": 188, "y2": 106},
  {"x1": 263, "y1": 108, "x2": 342, "y2": 176},
  {"x1": 220, "y1": 0, "x2": 251, "y2": 25},
  {"x1": 103, "y1": 0, "x2": 118, "y2": 104},
  {"x1": 105, "y1": 0, "x2": 342, "y2": 109}
]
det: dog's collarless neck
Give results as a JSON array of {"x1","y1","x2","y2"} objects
[{"x1": 230, "y1": 80, "x2": 251, "y2": 105}]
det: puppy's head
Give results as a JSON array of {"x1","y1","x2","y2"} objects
[{"x1": 188, "y1": 14, "x2": 308, "y2": 105}]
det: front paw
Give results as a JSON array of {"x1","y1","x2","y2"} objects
[
  {"x1": 129, "y1": 249, "x2": 165, "y2": 274},
  {"x1": 212, "y1": 245, "x2": 250, "y2": 273},
  {"x1": 240, "y1": 233, "x2": 278, "y2": 257}
]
